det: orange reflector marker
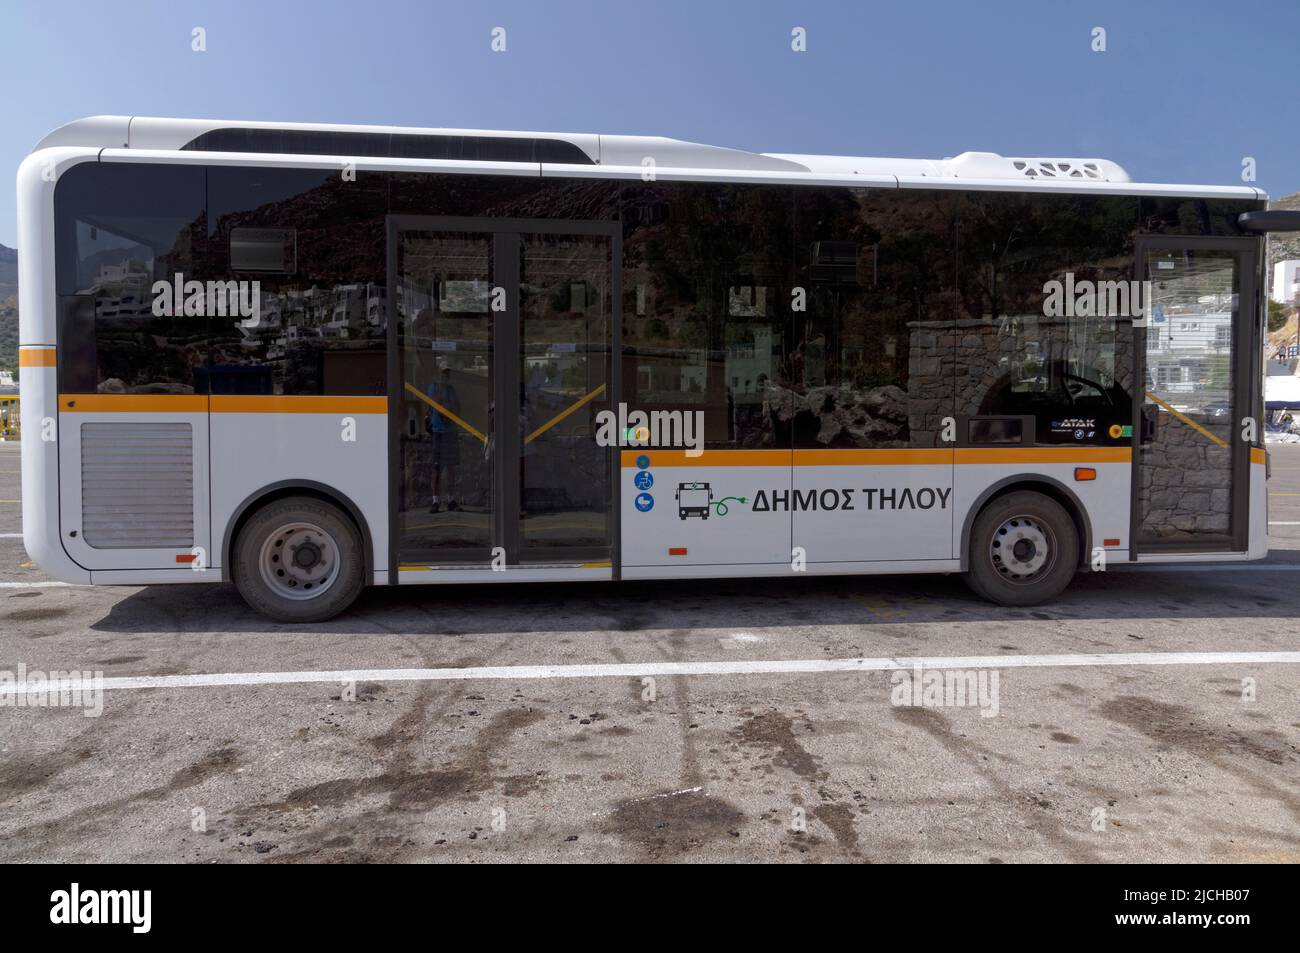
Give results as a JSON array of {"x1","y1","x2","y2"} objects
[
  {"x1": 175, "y1": 553, "x2": 197, "y2": 564},
  {"x1": 668, "y1": 547, "x2": 688, "y2": 556},
  {"x1": 1103, "y1": 538, "x2": 1121, "y2": 547},
  {"x1": 1074, "y1": 467, "x2": 1097, "y2": 481}
]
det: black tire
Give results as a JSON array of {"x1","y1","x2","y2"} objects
[
  {"x1": 964, "y1": 490, "x2": 1079, "y2": 607},
  {"x1": 232, "y1": 496, "x2": 365, "y2": 623}
]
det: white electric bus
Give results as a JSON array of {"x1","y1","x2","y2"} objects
[{"x1": 18, "y1": 116, "x2": 1284, "y2": 622}]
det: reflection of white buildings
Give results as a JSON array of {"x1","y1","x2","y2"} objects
[
  {"x1": 631, "y1": 330, "x2": 772, "y2": 403},
  {"x1": 280, "y1": 325, "x2": 321, "y2": 344},
  {"x1": 241, "y1": 283, "x2": 386, "y2": 350},
  {"x1": 90, "y1": 262, "x2": 154, "y2": 319},
  {"x1": 1145, "y1": 308, "x2": 1233, "y2": 398},
  {"x1": 332, "y1": 283, "x2": 386, "y2": 328},
  {"x1": 636, "y1": 351, "x2": 706, "y2": 401},
  {"x1": 1272, "y1": 260, "x2": 1300, "y2": 305},
  {"x1": 726, "y1": 326, "x2": 773, "y2": 397}
]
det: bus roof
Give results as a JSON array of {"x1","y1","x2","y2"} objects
[{"x1": 32, "y1": 115, "x2": 1265, "y2": 200}]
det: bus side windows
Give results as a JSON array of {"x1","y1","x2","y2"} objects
[{"x1": 205, "y1": 166, "x2": 388, "y2": 396}]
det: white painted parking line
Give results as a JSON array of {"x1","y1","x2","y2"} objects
[
  {"x1": 0, "y1": 533, "x2": 24, "y2": 538},
  {"x1": 2, "y1": 651, "x2": 1296, "y2": 696},
  {"x1": 1269, "y1": 521, "x2": 1300, "y2": 526},
  {"x1": 1118, "y1": 564, "x2": 1300, "y2": 573},
  {"x1": 0, "y1": 581, "x2": 75, "y2": 588}
]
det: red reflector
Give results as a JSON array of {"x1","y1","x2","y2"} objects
[
  {"x1": 175, "y1": 554, "x2": 197, "y2": 563},
  {"x1": 668, "y1": 547, "x2": 688, "y2": 556},
  {"x1": 1103, "y1": 538, "x2": 1121, "y2": 547},
  {"x1": 1074, "y1": 467, "x2": 1097, "y2": 481}
]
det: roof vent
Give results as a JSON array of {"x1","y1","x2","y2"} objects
[
  {"x1": 1010, "y1": 159, "x2": 1103, "y2": 180},
  {"x1": 944, "y1": 152, "x2": 1128, "y2": 182}
]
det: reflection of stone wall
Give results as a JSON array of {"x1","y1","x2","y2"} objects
[
  {"x1": 750, "y1": 313, "x2": 1144, "y2": 451},
  {"x1": 765, "y1": 382, "x2": 911, "y2": 447},
  {"x1": 1139, "y1": 414, "x2": 1232, "y2": 538},
  {"x1": 951, "y1": 318, "x2": 1132, "y2": 416},
  {"x1": 908, "y1": 316, "x2": 1135, "y2": 425},
  {"x1": 906, "y1": 323, "x2": 952, "y2": 446}
]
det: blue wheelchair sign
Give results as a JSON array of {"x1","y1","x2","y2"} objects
[{"x1": 634, "y1": 471, "x2": 654, "y2": 491}]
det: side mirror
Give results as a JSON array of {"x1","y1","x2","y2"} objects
[{"x1": 1238, "y1": 210, "x2": 1300, "y2": 233}]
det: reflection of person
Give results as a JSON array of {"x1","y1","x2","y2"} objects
[{"x1": 426, "y1": 367, "x2": 460, "y2": 512}]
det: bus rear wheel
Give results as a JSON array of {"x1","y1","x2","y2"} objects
[
  {"x1": 964, "y1": 490, "x2": 1078, "y2": 607},
  {"x1": 233, "y1": 496, "x2": 365, "y2": 623}
]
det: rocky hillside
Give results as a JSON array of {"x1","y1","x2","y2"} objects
[
  {"x1": 1268, "y1": 192, "x2": 1300, "y2": 270},
  {"x1": 0, "y1": 242, "x2": 15, "y2": 298},
  {"x1": 0, "y1": 243, "x2": 15, "y2": 376}
]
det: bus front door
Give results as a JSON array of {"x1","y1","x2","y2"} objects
[{"x1": 1133, "y1": 237, "x2": 1256, "y2": 555}]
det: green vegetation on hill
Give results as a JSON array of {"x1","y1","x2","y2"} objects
[
  {"x1": 0, "y1": 302, "x2": 15, "y2": 375},
  {"x1": 0, "y1": 244, "x2": 17, "y2": 375}
]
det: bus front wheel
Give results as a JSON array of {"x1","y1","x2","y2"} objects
[
  {"x1": 964, "y1": 490, "x2": 1078, "y2": 607},
  {"x1": 233, "y1": 496, "x2": 365, "y2": 623}
]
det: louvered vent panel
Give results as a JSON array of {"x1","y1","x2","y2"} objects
[{"x1": 80, "y1": 422, "x2": 195, "y2": 549}]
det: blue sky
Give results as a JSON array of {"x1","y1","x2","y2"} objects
[{"x1": 3, "y1": 0, "x2": 1298, "y2": 247}]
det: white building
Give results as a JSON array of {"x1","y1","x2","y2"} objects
[{"x1": 1271, "y1": 259, "x2": 1300, "y2": 304}]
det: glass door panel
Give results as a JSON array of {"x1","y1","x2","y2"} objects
[
  {"x1": 395, "y1": 230, "x2": 495, "y2": 563},
  {"x1": 1136, "y1": 241, "x2": 1252, "y2": 551},
  {"x1": 518, "y1": 233, "x2": 612, "y2": 557}
]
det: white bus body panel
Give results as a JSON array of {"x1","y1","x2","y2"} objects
[
  {"x1": 209, "y1": 406, "x2": 389, "y2": 582},
  {"x1": 1248, "y1": 457, "x2": 1268, "y2": 560},
  {"x1": 622, "y1": 456, "x2": 792, "y2": 566},
  {"x1": 17, "y1": 148, "x2": 96, "y2": 585},
  {"x1": 951, "y1": 455, "x2": 1131, "y2": 565},
  {"x1": 793, "y1": 454, "x2": 955, "y2": 563}
]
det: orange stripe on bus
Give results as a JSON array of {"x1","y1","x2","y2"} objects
[
  {"x1": 1251, "y1": 447, "x2": 1266, "y2": 465},
  {"x1": 621, "y1": 447, "x2": 1131, "y2": 467},
  {"x1": 19, "y1": 348, "x2": 56, "y2": 367},
  {"x1": 621, "y1": 449, "x2": 790, "y2": 467},
  {"x1": 955, "y1": 447, "x2": 1131, "y2": 465},
  {"x1": 59, "y1": 394, "x2": 388, "y2": 414},
  {"x1": 210, "y1": 395, "x2": 387, "y2": 414},
  {"x1": 796, "y1": 449, "x2": 951, "y2": 466},
  {"x1": 60, "y1": 394, "x2": 207, "y2": 413}
]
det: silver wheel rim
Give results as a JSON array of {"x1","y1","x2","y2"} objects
[
  {"x1": 989, "y1": 515, "x2": 1055, "y2": 584},
  {"x1": 258, "y1": 521, "x2": 341, "y2": 601}
]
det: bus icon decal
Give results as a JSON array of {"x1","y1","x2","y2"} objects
[
  {"x1": 675, "y1": 481, "x2": 749, "y2": 520},
  {"x1": 675, "y1": 481, "x2": 713, "y2": 520}
]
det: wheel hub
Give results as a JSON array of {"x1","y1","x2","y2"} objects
[
  {"x1": 292, "y1": 540, "x2": 322, "y2": 570},
  {"x1": 990, "y1": 515, "x2": 1054, "y2": 582},
  {"x1": 258, "y1": 522, "x2": 341, "y2": 601}
]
